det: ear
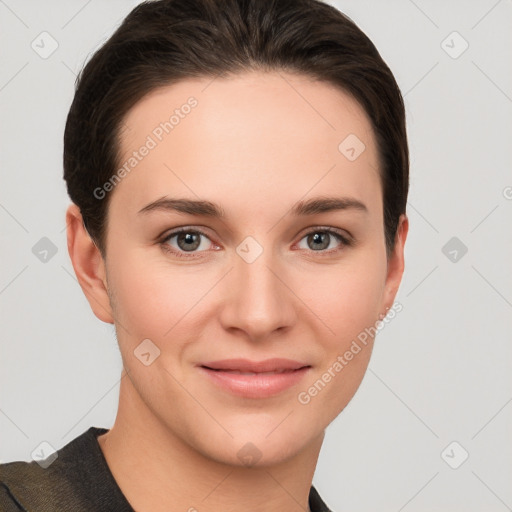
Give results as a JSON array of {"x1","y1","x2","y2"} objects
[
  {"x1": 65, "y1": 203, "x2": 114, "y2": 324},
  {"x1": 380, "y1": 214, "x2": 409, "y2": 315}
]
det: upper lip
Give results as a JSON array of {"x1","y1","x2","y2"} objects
[{"x1": 199, "y1": 358, "x2": 310, "y2": 373}]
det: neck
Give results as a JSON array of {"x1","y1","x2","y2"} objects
[{"x1": 97, "y1": 369, "x2": 323, "y2": 512}]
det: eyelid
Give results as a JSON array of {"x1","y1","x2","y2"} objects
[
  {"x1": 159, "y1": 225, "x2": 213, "y2": 241},
  {"x1": 296, "y1": 225, "x2": 353, "y2": 243}
]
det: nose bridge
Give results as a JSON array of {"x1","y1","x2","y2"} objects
[{"x1": 220, "y1": 240, "x2": 296, "y2": 339}]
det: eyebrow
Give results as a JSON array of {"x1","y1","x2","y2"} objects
[{"x1": 137, "y1": 195, "x2": 368, "y2": 217}]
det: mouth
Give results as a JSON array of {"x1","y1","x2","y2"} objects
[
  {"x1": 199, "y1": 357, "x2": 309, "y2": 373},
  {"x1": 197, "y1": 358, "x2": 311, "y2": 398},
  {"x1": 202, "y1": 368, "x2": 302, "y2": 375}
]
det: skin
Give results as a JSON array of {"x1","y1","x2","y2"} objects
[{"x1": 66, "y1": 70, "x2": 408, "y2": 512}]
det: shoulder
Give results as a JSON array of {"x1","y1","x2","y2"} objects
[
  {"x1": 1, "y1": 474, "x2": 26, "y2": 511},
  {"x1": 0, "y1": 457, "x2": 56, "y2": 510},
  {"x1": 309, "y1": 484, "x2": 336, "y2": 512},
  {"x1": 0, "y1": 426, "x2": 111, "y2": 512},
  {"x1": 0, "y1": 457, "x2": 66, "y2": 511}
]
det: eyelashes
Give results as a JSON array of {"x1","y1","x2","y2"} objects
[
  {"x1": 160, "y1": 228, "x2": 215, "y2": 258},
  {"x1": 296, "y1": 229, "x2": 353, "y2": 253},
  {"x1": 159, "y1": 226, "x2": 354, "y2": 259}
]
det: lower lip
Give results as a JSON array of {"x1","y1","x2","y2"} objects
[{"x1": 198, "y1": 366, "x2": 310, "y2": 399}]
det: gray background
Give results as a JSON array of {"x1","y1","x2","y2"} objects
[{"x1": 1, "y1": 1, "x2": 511, "y2": 511}]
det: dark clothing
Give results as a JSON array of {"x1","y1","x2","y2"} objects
[{"x1": 0, "y1": 426, "x2": 333, "y2": 511}]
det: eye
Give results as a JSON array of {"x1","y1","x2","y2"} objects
[
  {"x1": 160, "y1": 228, "x2": 216, "y2": 258},
  {"x1": 296, "y1": 228, "x2": 353, "y2": 254},
  {"x1": 159, "y1": 226, "x2": 353, "y2": 259}
]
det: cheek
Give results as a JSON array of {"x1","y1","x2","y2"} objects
[
  {"x1": 107, "y1": 249, "x2": 214, "y2": 341},
  {"x1": 294, "y1": 267, "x2": 382, "y2": 421},
  {"x1": 108, "y1": 237, "x2": 387, "y2": 346},
  {"x1": 296, "y1": 257, "x2": 386, "y2": 416},
  {"x1": 295, "y1": 257, "x2": 386, "y2": 344}
]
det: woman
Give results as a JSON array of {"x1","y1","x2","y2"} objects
[{"x1": 0, "y1": 0, "x2": 408, "y2": 510}]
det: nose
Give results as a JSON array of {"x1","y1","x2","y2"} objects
[{"x1": 218, "y1": 247, "x2": 297, "y2": 342}]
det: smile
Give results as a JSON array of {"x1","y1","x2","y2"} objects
[{"x1": 197, "y1": 359, "x2": 311, "y2": 399}]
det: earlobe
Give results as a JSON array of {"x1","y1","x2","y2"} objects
[
  {"x1": 381, "y1": 214, "x2": 409, "y2": 315},
  {"x1": 65, "y1": 203, "x2": 114, "y2": 324}
]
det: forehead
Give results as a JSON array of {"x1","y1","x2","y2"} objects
[{"x1": 113, "y1": 71, "x2": 381, "y2": 221}]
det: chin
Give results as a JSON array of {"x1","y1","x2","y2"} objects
[{"x1": 194, "y1": 420, "x2": 318, "y2": 468}]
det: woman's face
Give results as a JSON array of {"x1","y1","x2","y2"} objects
[{"x1": 100, "y1": 71, "x2": 407, "y2": 466}]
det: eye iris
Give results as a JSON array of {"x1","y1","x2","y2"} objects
[
  {"x1": 169, "y1": 230, "x2": 341, "y2": 254},
  {"x1": 177, "y1": 232, "x2": 200, "y2": 251},
  {"x1": 308, "y1": 232, "x2": 329, "y2": 251}
]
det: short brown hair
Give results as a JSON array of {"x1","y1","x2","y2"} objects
[{"x1": 63, "y1": 0, "x2": 409, "y2": 258}]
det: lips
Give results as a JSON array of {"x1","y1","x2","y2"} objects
[
  {"x1": 197, "y1": 358, "x2": 311, "y2": 398},
  {"x1": 199, "y1": 358, "x2": 309, "y2": 373},
  {"x1": 207, "y1": 369, "x2": 296, "y2": 375}
]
